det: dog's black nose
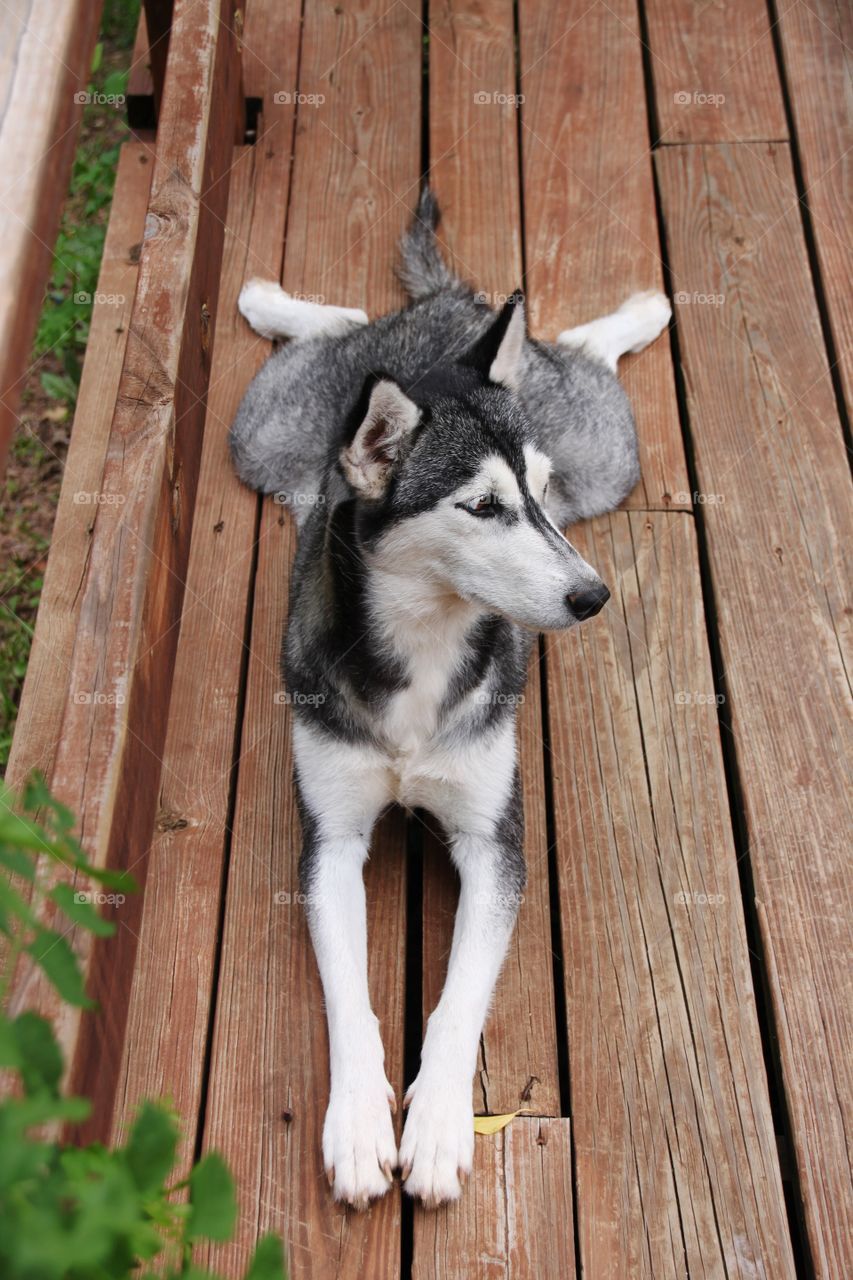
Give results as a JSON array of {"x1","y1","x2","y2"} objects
[{"x1": 567, "y1": 584, "x2": 611, "y2": 620}]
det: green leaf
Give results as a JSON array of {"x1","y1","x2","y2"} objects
[
  {"x1": 90, "y1": 40, "x2": 103, "y2": 74},
  {"x1": 10, "y1": 1011, "x2": 63, "y2": 1096},
  {"x1": 0, "y1": 844, "x2": 37, "y2": 880},
  {"x1": 50, "y1": 882, "x2": 115, "y2": 937},
  {"x1": 187, "y1": 1152, "x2": 237, "y2": 1242},
  {"x1": 25, "y1": 926, "x2": 94, "y2": 1008},
  {"x1": 125, "y1": 1101, "x2": 179, "y2": 1193},
  {"x1": 244, "y1": 1234, "x2": 288, "y2": 1280}
]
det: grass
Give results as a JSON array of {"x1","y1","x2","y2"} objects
[{"x1": 0, "y1": 0, "x2": 141, "y2": 770}]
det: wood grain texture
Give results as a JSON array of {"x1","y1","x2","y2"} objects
[
  {"x1": 7, "y1": 0, "x2": 242, "y2": 1097},
  {"x1": 547, "y1": 511, "x2": 795, "y2": 1279},
  {"x1": 777, "y1": 0, "x2": 853, "y2": 431},
  {"x1": 656, "y1": 141, "x2": 853, "y2": 1280},
  {"x1": 423, "y1": 0, "x2": 560, "y2": 1121},
  {"x1": 519, "y1": 0, "x2": 688, "y2": 512},
  {"x1": 644, "y1": 0, "x2": 787, "y2": 144},
  {"x1": 5, "y1": 144, "x2": 151, "y2": 792},
  {"x1": 202, "y1": 1, "x2": 422, "y2": 1273},
  {"x1": 0, "y1": 0, "x2": 103, "y2": 470},
  {"x1": 108, "y1": 135, "x2": 293, "y2": 1163},
  {"x1": 413, "y1": 1118, "x2": 576, "y2": 1280}
]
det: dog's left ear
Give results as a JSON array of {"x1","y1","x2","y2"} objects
[
  {"x1": 461, "y1": 290, "x2": 526, "y2": 389},
  {"x1": 340, "y1": 376, "x2": 420, "y2": 498}
]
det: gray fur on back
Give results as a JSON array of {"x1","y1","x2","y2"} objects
[{"x1": 229, "y1": 193, "x2": 639, "y2": 530}]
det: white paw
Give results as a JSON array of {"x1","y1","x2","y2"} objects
[
  {"x1": 322, "y1": 1066, "x2": 398, "y2": 1210},
  {"x1": 399, "y1": 1070, "x2": 474, "y2": 1208},
  {"x1": 238, "y1": 279, "x2": 288, "y2": 338},
  {"x1": 238, "y1": 278, "x2": 368, "y2": 341},
  {"x1": 618, "y1": 289, "x2": 671, "y2": 352}
]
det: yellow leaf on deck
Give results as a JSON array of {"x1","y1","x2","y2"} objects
[{"x1": 473, "y1": 1109, "x2": 528, "y2": 1135}]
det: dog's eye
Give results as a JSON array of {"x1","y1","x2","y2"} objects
[{"x1": 459, "y1": 494, "x2": 496, "y2": 516}]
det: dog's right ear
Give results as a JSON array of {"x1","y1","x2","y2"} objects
[
  {"x1": 459, "y1": 290, "x2": 526, "y2": 389},
  {"x1": 340, "y1": 376, "x2": 420, "y2": 499}
]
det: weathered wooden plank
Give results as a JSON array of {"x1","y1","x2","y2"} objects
[
  {"x1": 519, "y1": 0, "x2": 688, "y2": 513},
  {"x1": 108, "y1": 135, "x2": 294, "y2": 1162},
  {"x1": 656, "y1": 141, "x2": 853, "y2": 1280},
  {"x1": 202, "y1": 1, "x2": 423, "y2": 1273},
  {"x1": 8, "y1": 0, "x2": 242, "y2": 1089},
  {"x1": 413, "y1": 1118, "x2": 576, "y2": 1280},
  {"x1": 547, "y1": 510, "x2": 795, "y2": 1278},
  {"x1": 777, "y1": 0, "x2": 853, "y2": 432},
  {"x1": 644, "y1": 0, "x2": 787, "y2": 144},
  {"x1": 0, "y1": 0, "x2": 103, "y2": 470},
  {"x1": 5, "y1": 143, "x2": 151, "y2": 793},
  {"x1": 422, "y1": 0, "x2": 560, "y2": 1121}
]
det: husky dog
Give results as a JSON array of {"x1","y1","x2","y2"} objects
[{"x1": 229, "y1": 190, "x2": 670, "y2": 1210}]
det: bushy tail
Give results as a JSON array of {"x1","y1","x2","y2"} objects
[{"x1": 397, "y1": 188, "x2": 458, "y2": 299}]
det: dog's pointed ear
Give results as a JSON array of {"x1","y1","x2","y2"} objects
[
  {"x1": 460, "y1": 290, "x2": 526, "y2": 389},
  {"x1": 340, "y1": 375, "x2": 420, "y2": 498}
]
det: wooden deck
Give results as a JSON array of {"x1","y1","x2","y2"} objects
[{"x1": 6, "y1": 0, "x2": 852, "y2": 1275}]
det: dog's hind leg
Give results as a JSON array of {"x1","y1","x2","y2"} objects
[
  {"x1": 557, "y1": 289, "x2": 671, "y2": 371},
  {"x1": 238, "y1": 278, "x2": 368, "y2": 340}
]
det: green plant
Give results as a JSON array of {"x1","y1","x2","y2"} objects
[{"x1": 0, "y1": 776, "x2": 286, "y2": 1280}]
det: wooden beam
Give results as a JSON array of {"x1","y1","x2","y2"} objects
[
  {"x1": 0, "y1": 0, "x2": 104, "y2": 471},
  {"x1": 201, "y1": 1, "x2": 422, "y2": 1273},
  {"x1": 519, "y1": 0, "x2": 689, "y2": 513},
  {"x1": 547, "y1": 512, "x2": 795, "y2": 1277},
  {"x1": 656, "y1": 140, "x2": 853, "y2": 1280},
  {"x1": 423, "y1": 0, "x2": 561, "y2": 1121},
  {"x1": 8, "y1": 0, "x2": 242, "y2": 1110},
  {"x1": 644, "y1": 0, "x2": 787, "y2": 143}
]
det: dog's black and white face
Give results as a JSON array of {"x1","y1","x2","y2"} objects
[{"x1": 340, "y1": 295, "x2": 610, "y2": 632}]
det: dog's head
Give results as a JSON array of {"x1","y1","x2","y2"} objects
[{"x1": 339, "y1": 293, "x2": 609, "y2": 632}]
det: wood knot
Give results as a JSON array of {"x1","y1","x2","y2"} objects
[
  {"x1": 201, "y1": 301, "x2": 212, "y2": 352},
  {"x1": 157, "y1": 808, "x2": 189, "y2": 832}
]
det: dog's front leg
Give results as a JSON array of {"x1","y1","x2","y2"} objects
[
  {"x1": 301, "y1": 827, "x2": 398, "y2": 1208},
  {"x1": 400, "y1": 830, "x2": 524, "y2": 1206}
]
